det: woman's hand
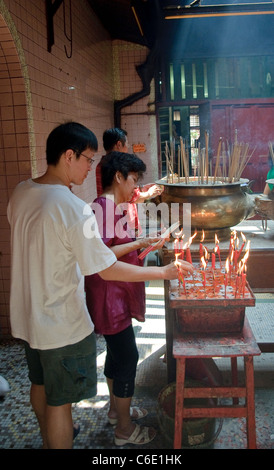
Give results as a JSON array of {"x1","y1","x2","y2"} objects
[{"x1": 138, "y1": 236, "x2": 162, "y2": 249}]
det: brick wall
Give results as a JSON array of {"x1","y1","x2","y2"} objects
[{"x1": 0, "y1": 0, "x2": 157, "y2": 337}]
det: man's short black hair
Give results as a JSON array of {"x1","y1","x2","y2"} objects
[
  {"x1": 46, "y1": 121, "x2": 98, "y2": 165},
  {"x1": 103, "y1": 128, "x2": 127, "y2": 152}
]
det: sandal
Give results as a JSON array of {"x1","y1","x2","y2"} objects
[
  {"x1": 114, "y1": 423, "x2": 156, "y2": 446},
  {"x1": 108, "y1": 406, "x2": 148, "y2": 425}
]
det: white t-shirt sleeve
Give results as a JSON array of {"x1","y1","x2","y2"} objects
[{"x1": 68, "y1": 208, "x2": 117, "y2": 276}]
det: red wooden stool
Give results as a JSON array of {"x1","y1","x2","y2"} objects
[{"x1": 173, "y1": 317, "x2": 261, "y2": 449}]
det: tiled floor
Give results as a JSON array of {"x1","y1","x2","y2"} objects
[{"x1": 1, "y1": 281, "x2": 274, "y2": 450}]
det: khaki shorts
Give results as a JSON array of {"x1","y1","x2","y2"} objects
[{"x1": 24, "y1": 333, "x2": 97, "y2": 406}]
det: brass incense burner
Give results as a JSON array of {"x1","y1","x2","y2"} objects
[{"x1": 156, "y1": 177, "x2": 255, "y2": 240}]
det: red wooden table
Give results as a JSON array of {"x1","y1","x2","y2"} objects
[{"x1": 173, "y1": 317, "x2": 261, "y2": 449}]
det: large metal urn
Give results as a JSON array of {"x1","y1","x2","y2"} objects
[{"x1": 156, "y1": 177, "x2": 255, "y2": 240}]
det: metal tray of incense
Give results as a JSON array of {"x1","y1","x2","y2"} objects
[{"x1": 169, "y1": 268, "x2": 255, "y2": 335}]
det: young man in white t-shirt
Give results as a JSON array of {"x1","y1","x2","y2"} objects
[{"x1": 7, "y1": 122, "x2": 193, "y2": 449}]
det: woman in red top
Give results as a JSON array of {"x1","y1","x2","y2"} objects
[{"x1": 85, "y1": 152, "x2": 192, "y2": 446}]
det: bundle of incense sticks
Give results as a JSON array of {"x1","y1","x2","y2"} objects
[
  {"x1": 164, "y1": 130, "x2": 254, "y2": 184},
  {"x1": 138, "y1": 221, "x2": 180, "y2": 260}
]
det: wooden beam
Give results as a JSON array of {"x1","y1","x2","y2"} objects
[{"x1": 164, "y1": 3, "x2": 274, "y2": 20}]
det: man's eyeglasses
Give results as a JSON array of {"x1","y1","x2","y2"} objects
[{"x1": 79, "y1": 153, "x2": 95, "y2": 165}]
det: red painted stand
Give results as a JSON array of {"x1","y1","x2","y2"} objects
[{"x1": 173, "y1": 317, "x2": 261, "y2": 449}]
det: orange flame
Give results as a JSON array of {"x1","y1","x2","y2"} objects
[
  {"x1": 204, "y1": 246, "x2": 209, "y2": 261},
  {"x1": 175, "y1": 229, "x2": 183, "y2": 239},
  {"x1": 190, "y1": 231, "x2": 197, "y2": 243},
  {"x1": 174, "y1": 253, "x2": 180, "y2": 266},
  {"x1": 238, "y1": 260, "x2": 244, "y2": 274},
  {"x1": 201, "y1": 256, "x2": 207, "y2": 270},
  {"x1": 241, "y1": 232, "x2": 246, "y2": 243},
  {"x1": 241, "y1": 240, "x2": 250, "y2": 267}
]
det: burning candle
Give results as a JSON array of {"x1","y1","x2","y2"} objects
[
  {"x1": 174, "y1": 237, "x2": 179, "y2": 255},
  {"x1": 229, "y1": 230, "x2": 236, "y2": 255},
  {"x1": 204, "y1": 246, "x2": 209, "y2": 264},
  {"x1": 216, "y1": 245, "x2": 222, "y2": 268},
  {"x1": 201, "y1": 256, "x2": 207, "y2": 295},
  {"x1": 242, "y1": 265, "x2": 247, "y2": 297},
  {"x1": 175, "y1": 254, "x2": 187, "y2": 296},
  {"x1": 211, "y1": 252, "x2": 215, "y2": 270},
  {"x1": 238, "y1": 232, "x2": 246, "y2": 257},
  {"x1": 180, "y1": 241, "x2": 185, "y2": 260},
  {"x1": 234, "y1": 237, "x2": 239, "y2": 268},
  {"x1": 229, "y1": 250, "x2": 234, "y2": 279},
  {"x1": 238, "y1": 259, "x2": 243, "y2": 293},
  {"x1": 185, "y1": 232, "x2": 197, "y2": 265},
  {"x1": 199, "y1": 230, "x2": 205, "y2": 257},
  {"x1": 229, "y1": 232, "x2": 233, "y2": 255},
  {"x1": 172, "y1": 232, "x2": 251, "y2": 301},
  {"x1": 241, "y1": 240, "x2": 250, "y2": 263},
  {"x1": 186, "y1": 247, "x2": 192, "y2": 264},
  {"x1": 180, "y1": 234, "x2": 185, "y2": 260},
  {"x1": 175, "y1": 253, "x2": 181, "y2": 284},
  {"x1": 214, "y1": 234, "x2": 222, "y2": 268},
  {"x1": 224, "y1": 258, "x2": 229, "y2": 298},
  {"x1": 240, "y1": 241, "x2": 250, "y2": 297},
  {"x1": 235, "y1": 268, "x2": 240, "y2": 298},
  {"x1": 234, "y1": 250, "x2": 239, "y2": 269}
]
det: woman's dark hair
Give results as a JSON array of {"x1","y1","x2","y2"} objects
[
  {"x1": 46, "y1": 121, "x2": 98, "y2": 165},
  {"x1": 103, "y1": 128, "x2": 127, "y2": 152},
  {"x1": 101, "y1": 151, "x2": 146, "y2": 189}
]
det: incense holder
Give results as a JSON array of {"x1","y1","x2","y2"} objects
[{"x1": 156, "y1": 177, "x2": 255, "y2": 240}]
